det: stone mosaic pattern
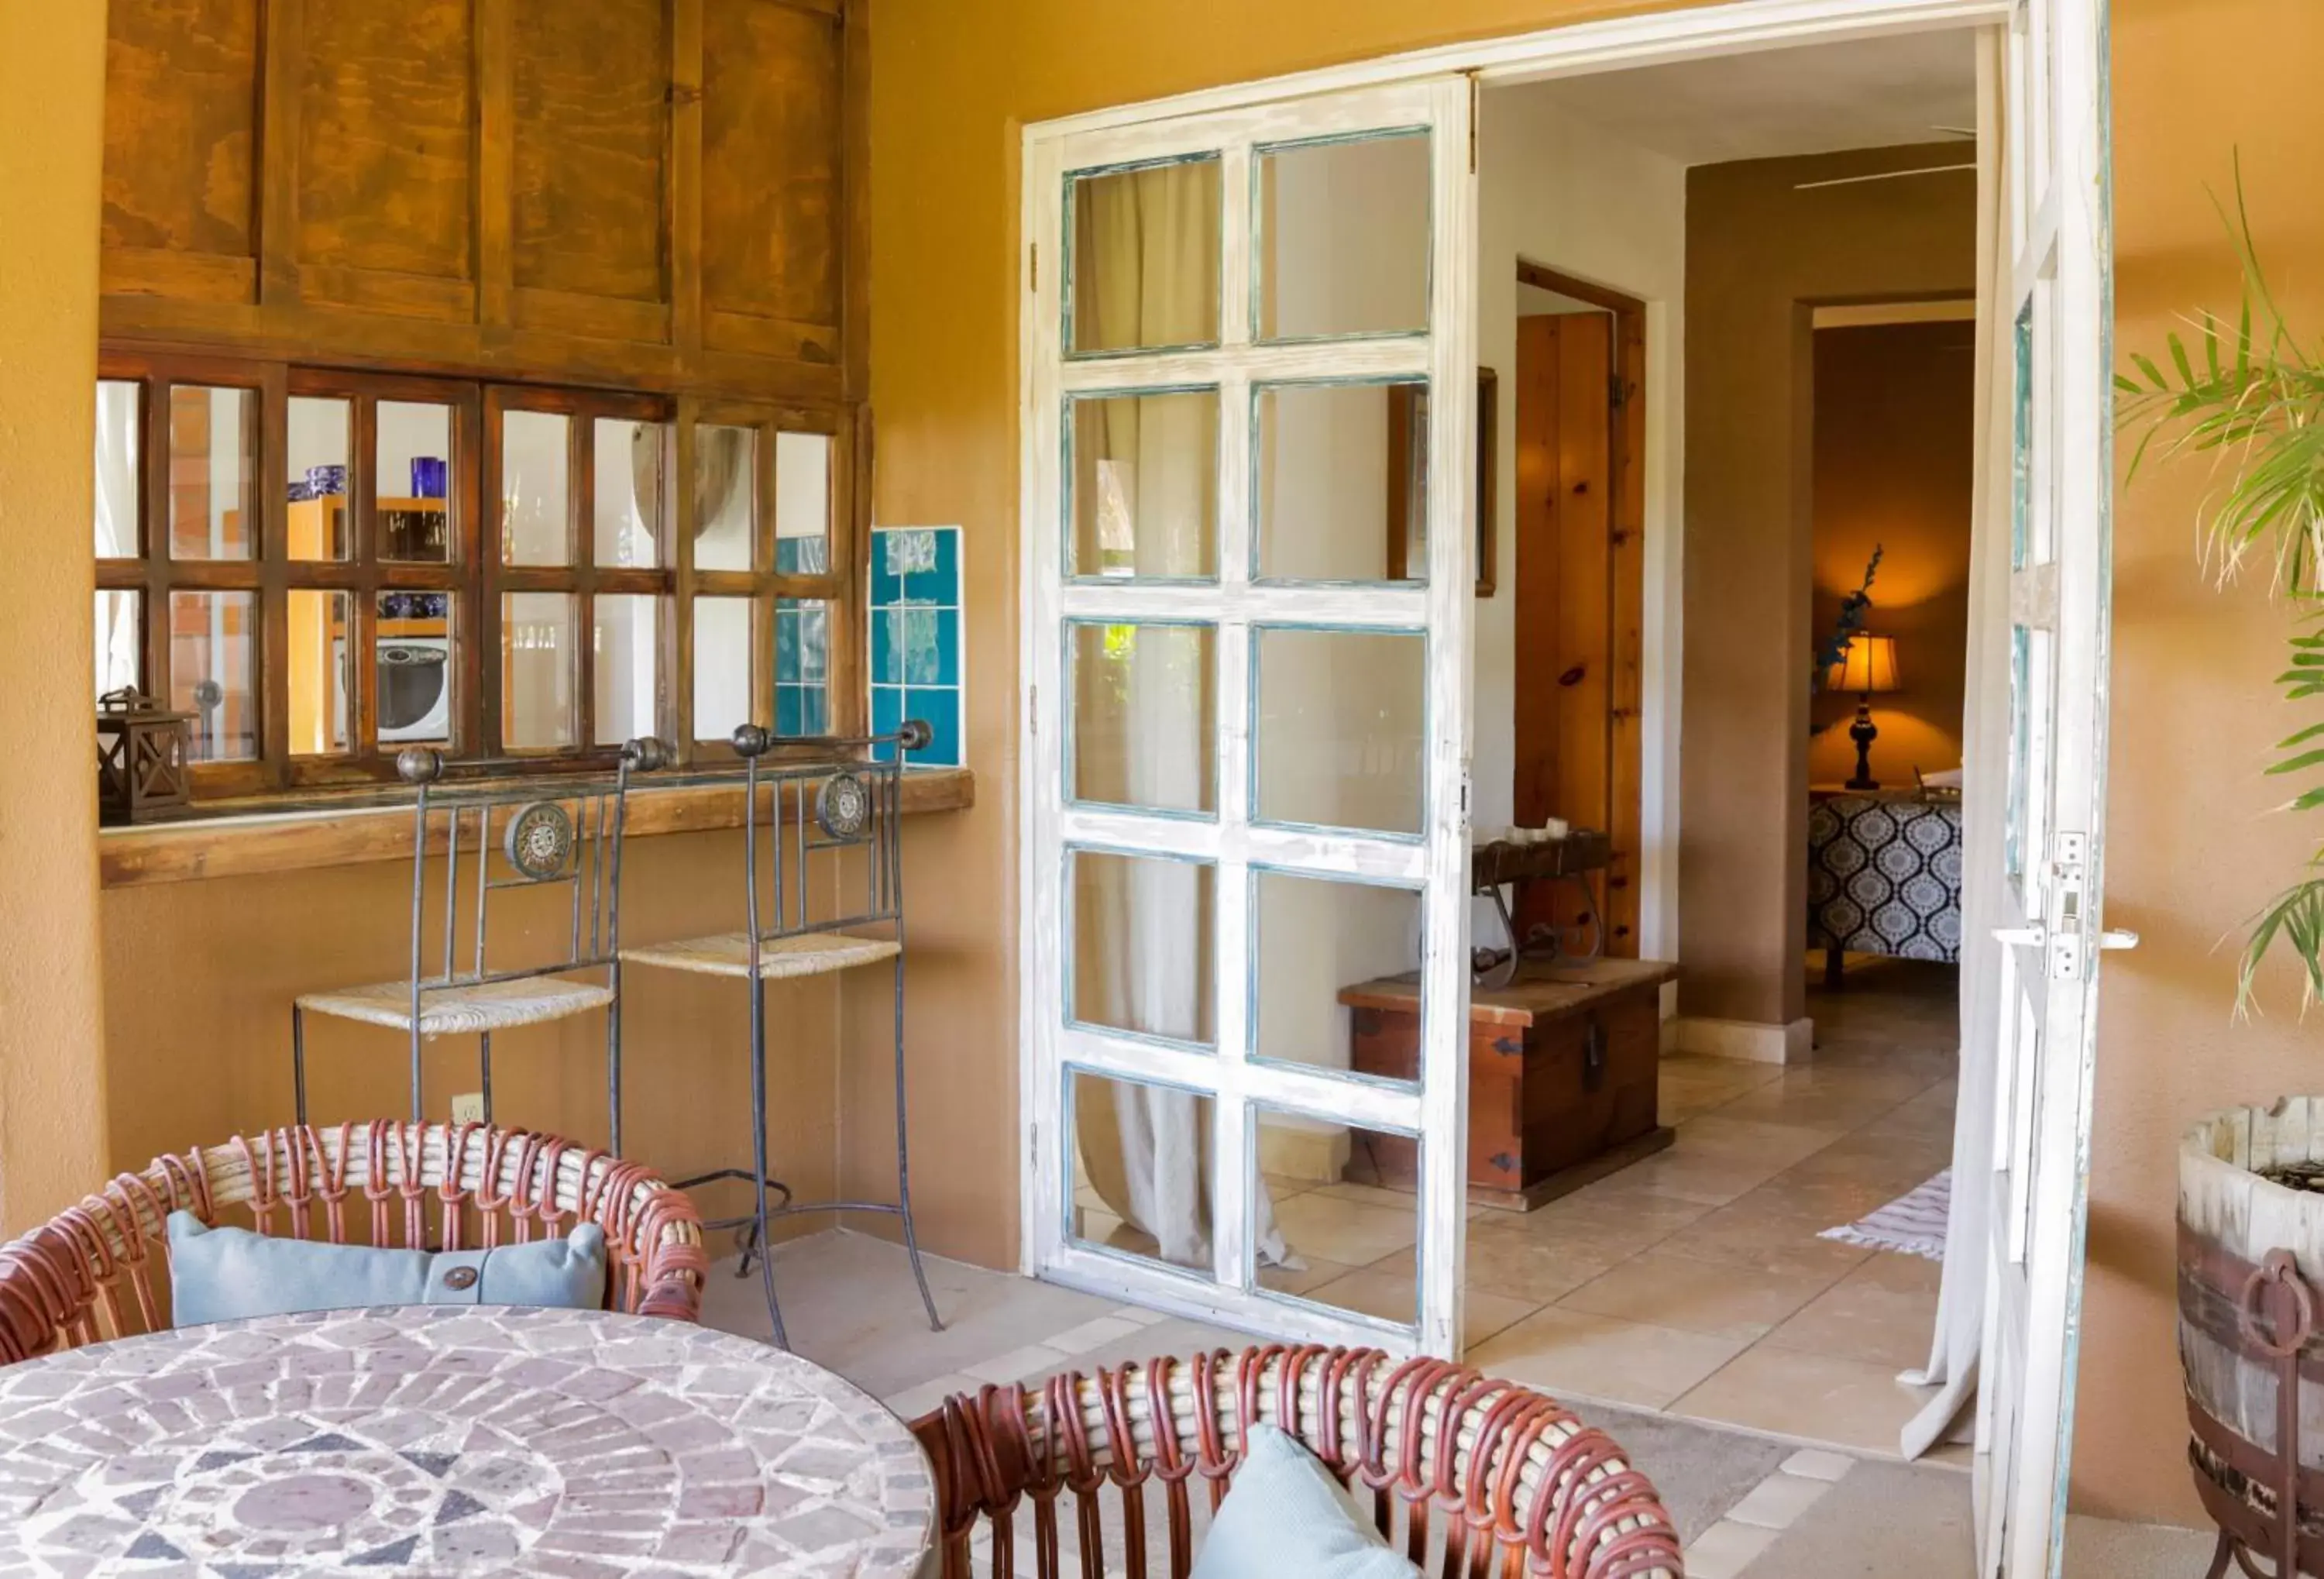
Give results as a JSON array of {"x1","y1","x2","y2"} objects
[{"x1": 0, "y1": 1306, "x2": 933, "y2": 1577}]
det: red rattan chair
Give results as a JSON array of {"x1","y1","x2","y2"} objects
[
  {"x1": 911, "y1": 1346, "x2": 1685, "y2": 1578},
  {"x1": 0, "y1": 1122, "x2": 708, "y2": 1363}
]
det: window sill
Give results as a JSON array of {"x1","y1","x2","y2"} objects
[{"x1": 98, "y1": 766, "x2": 977, "y2": 890}]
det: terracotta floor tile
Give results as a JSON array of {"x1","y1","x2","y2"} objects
[
  {"x1": 1304, "y1": 1266, "x2": 1540, "y2": 1347},
  {"x1": 1259, "y1": 1254, "x2": 1357, "y2": 1298},
  {"x1": 1272, "y1": 1189, "x2": 1418, "y2": 1267},
  {"x1": 1390, "y1": 1220, "x2": 1624, "y2": 1306},
  {"x1": 1671, "y1": 1343, "x2": 1940, "y2": 1456},
  {"x1": 1761, "y1": 1257, "x2": 1944, "y2": 1370},
  {"x1": 1556, "y1": 1251, "x2": 1844, "y2": 1340},
  {"x1": 1653, "y1": 1202, "x2": 1879, "y2": 1282},
  {"x1": 1468, "y1": 1307, "x2": 1755, "y2": 1412}
]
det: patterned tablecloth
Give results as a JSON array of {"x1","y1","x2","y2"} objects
[
  {"x1": 1806, "y1": 792, "x2": 1965, "y2": 962},
  {"x1": 0, "y1": 1306, "x2": 935, "y2": 1577}
]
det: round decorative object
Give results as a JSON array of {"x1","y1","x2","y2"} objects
[
  {"x1": 394, "y1": 746, "x2": 444, "y2": 786},
  {"x1": 896, "y1": 717, "x2": 933, "y2": 753},
  {"x1": 816, "y1": 771, "x2": 872, "y2": 840},
  {"x1": 503, "y1": 800, "x2": 574, "y2": 880}
]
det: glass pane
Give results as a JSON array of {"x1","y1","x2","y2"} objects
[
  {"x1": 593, "y1": 593, "x2": 662, "y2": 746},
  {"x1": 94, "y1": 590, "x2": 141, "y2": 698},
  {"x1": 1253, "y1": 627, "x2": 1425, "y2": 835},
  {"x1": 287, "y1": 396, "x2": 352, "y2": 561},
  {"x1": 773, "y1": 597, "x2": 830, "y2": 738},
  {"x1": 167, "y1": 590, "x2": 257, "y2": 761},
  {"x1": 1069, "y1": 622, "x2": 1215, "y2": 815},
  {"x1": 596, "y1": 418, "x2": 669, "y2": 569},
  {"x1": 287, "y1": 590, "x2": 352, "y2": 755},
  {"x1": 1254, "y1": 871, "x2": 1420, "y2": 1087},
  {"x1": 1070, "y1": 1068, "x2": 1216, "y2": 1277},
  {"x1": 2011, "y1": 301, "x2": 2033, "y2": 571},
  {"x1": 376, "y1": 591, "x2": 453, "y2": 746},
  {"x1": 775, "y1": 432, "x2": 831, "y2": 575},
  {"x1": 1257, "y1": 133, "x2": 1430, "y2": 342},
  {"x1": 692, "y1": 594, "x2": 754, "y2": 741},
  {"x1": 1068, "y1": 390, "x2": 1218, "y2": 579},
  {"x1": 501, "y1": 410, "x2": 572, "y2": 566},
  {"x1": 1070, "y1": 848, "x2": 1213, "y2": 1046},
  {"x1": 379, "y1": 401, "x2": 455, "y2": 563},
  {"x1": 502, "y1": 591, "x2": 577, "y2": 749},
  {"x1": 695, "y1": 424, "x2": 756, "y2": 573},
  {"x1": 94, "y1": 380, "x2": 140, "y2": 558},
  {"x1": 1068, "y1": 157, "x2": 1221, "y2": 356},
  {"x1": 167, "y1": 386, "x2": 256, "y2": 562},
  {"x1": 1257, "y1": 1106, "x2": 1422, "y2": 1330},
  {"x1": 1256, "y1": 380, "x2": 1425, "y2": 582}
]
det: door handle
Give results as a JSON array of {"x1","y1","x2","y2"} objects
[
  {"x1": 2099, "y1": 929, "x2": 2140, "y2": 951},
  {"x1": 1993, "y1": 926, "x2": 2046, "y2": 948}
]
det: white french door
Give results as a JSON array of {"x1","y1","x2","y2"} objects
[
  {"x1": 1975, "y1": 1, "x2": 2119, "y2": 1574},
  {"x1": 1018, "y1": 78, "x2": 1477, "y2": 1355}
]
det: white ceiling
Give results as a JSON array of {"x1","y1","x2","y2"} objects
[{"x1": 1512, "y1": 29, "x2": 1978, "y2": 167}]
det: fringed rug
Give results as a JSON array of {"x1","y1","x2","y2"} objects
[{"x1": 1820, "y1": 1169, "x2": 1950, "y2": 1261}]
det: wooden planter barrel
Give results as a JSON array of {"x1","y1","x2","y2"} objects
[{"x1": 2180, "y1": 1101, "x2": 2324, "y2": 1578}]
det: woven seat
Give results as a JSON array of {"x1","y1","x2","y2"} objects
[
  {"x1": 295, "y1": 976, "x2": 615, "y2": 1036},
  {"x1": 0, "y1": 1123, "x2": 708, "y2": 1364},
  {"x1": 911, "y1": 1346, "x2": 1683, "y2": 1579},
  {"x1": 620, "y1": 929, "x2": 902, "y2": 981}
]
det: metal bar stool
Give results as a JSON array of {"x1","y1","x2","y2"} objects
[
  {"x1": 618, "y1": 721, "x2": 941, "y2": 1348},
  {"x1": 291, "y1": 739, "x2": 668, "y2": 1135}
]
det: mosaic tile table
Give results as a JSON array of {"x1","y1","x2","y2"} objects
[{"x1": 0, "y1": 1305, "x2": 935, "y2": 1577}]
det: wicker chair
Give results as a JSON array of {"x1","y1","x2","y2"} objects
[
  {"x1": 0, "y1": 1123, "x2": 709, "y2": 1364},
  {"x1": 910, "y1": 1346, "x2": 1685, "y2": 1578}
]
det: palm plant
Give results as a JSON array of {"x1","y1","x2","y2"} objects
[{"x1": 2118, "y1": 170, "x2": 2324, "y2": 1010}]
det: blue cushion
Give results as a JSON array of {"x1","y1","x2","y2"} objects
[
  {"x1": 166, "y1": 1210, "x2": 607, "y2": 1328},
  {"x1": 1192, "y1": 1422, "x2": 1420, "y2": 1579}
]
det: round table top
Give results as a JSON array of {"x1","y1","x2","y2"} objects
[{"x1": 0, "y1": 1306, "x2": 935, "y2": 1577}]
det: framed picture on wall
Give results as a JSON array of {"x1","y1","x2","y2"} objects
[{"x1": 1385, "y1": 368, "x2": 1497, "y2": 597}]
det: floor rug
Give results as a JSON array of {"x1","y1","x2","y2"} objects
[{"x1": 1820, "y1": 1169, "x2": 1949, "y2": 1261}]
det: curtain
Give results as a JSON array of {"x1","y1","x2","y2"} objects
[
  {"x1": 1900, "y1": 23, "x2": 2009, "y2": 1459},
  {"x1": 93, "y1": 382, "x2": 140, "y2": 696},
  {"x1": 687, "y1": 425, "x2": 746, "y2": 542}
]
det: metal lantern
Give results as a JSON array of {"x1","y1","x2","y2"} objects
[{"x1": 95, "y1": 688, "x2": 194, "y2": 825}]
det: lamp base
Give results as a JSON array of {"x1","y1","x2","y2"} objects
[{"x1": 1844, "y1": 701, "x2": 1880, "y2": 791}]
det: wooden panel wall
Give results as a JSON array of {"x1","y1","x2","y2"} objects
[{"x1": 98, "y1": 0, "x2": 865, "y2": 404}]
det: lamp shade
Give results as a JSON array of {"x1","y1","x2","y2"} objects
[{"x1": 1827, "y1": 633, "x2": 1901, "y2": 695}]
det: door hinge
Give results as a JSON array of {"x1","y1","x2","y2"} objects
[
  {"x1": 1609, "y1": 373, "x2": 1628, "y2": 411},
  {"x1": 1029, "y1": 243, "x2": 1038, "y2": 293}
]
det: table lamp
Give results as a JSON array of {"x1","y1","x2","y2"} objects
[{"x1": 1827, "y1": 634, "x2": 1900, "y2": 790}]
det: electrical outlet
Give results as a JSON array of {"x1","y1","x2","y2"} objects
[{"x1": 449, "y1": 1092, "x2": 486, "y2": 1126}]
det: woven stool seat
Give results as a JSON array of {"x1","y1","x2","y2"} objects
[
  {"x1": 620, "y1": 929, "x2": 902, "y2": 980},
  {"x1": 296, "y1": 976, "x2": 614, "y2": 1037}
]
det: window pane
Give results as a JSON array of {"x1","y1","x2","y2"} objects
[
  {"x1": 379, "y1": 401, "x2": 454, "y2": 563},
  {"x1": 94, "y1": 590, "x2": 141, "y2": 699},
  {"x1": 287, "y1": 396, "x2": 352, "y2": 561},
  {"x1": 376, "y1": 591, "x2": 453, "y2": 746},
  {"x1": 775, "y1": 597, "x2": 829, "y2": 738},
  {"x1": 94, "y1": 380, "x2": 140, "y2": 558},
  {"x1": 167, "y1": 386, "x2": 256, "y2": 562},
  {"x1": 775, "y1": 432, "x2": 830, "y2": 575},
  {"x1": 1070, "y1": 848, "x2": 1213, "y2": 1046},
  {"x1": 1257, "y1": 1105, "x2": 1422, "y2": 1327},
  {"x1": 595, "y1": 418, "x2": 668, "y2": 569},
  {"x1": 502, "y1": 591, "x2": 577, "y2": 749},
  {"x1": 1068, "y1": 157, "x2": 1221, "y2": 356},
  {"x1": 593, "y1": 594, "x2": 661, "y2": 746},
  {"x1": 695, "y1": 425, "x2": 756, "y2": 572},
  {"x1": 1253, "y1": 627, "x2": 1424, "y2": 835},
  {"x1": 692, "y1": 594, "x2": 754, "y2": 741},
  {"x1": 1069, "y1": 622, "x2": 1215, "y2": 815},
  {"x1": 287, "y1": 590, "x2": 352, "y2": 755},
  {"x1": 1256, "y1": 380, "x2": 1424, "y2": 582},
  {"x1": 1255, "y1": 872, "x2": 1419, "y2": 1087},
  {"x1": 168, "y1": 590, "x2": 257, "y2": 761},
  {"x1": 1070, "y1": 1068, "x2": 1217, "y2": 1277},
  {"x1": 1068, "y1": 390, "x2": 1218, "y2": 580},
  {"x1": 501, "y1": 410, "x2": 572, "y2": 566},
  {"x1": 1257, "y1": 132, "x2": 1430, "y2": 342}
]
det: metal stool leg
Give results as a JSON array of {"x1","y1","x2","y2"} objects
[
  {"x1": 748, "y1": 974, "x2": 788, "y2": 1350},
  {"x1": 479, "y1": 1032, "x2": 493, "y2": 1123},
  {"x1": 607, "y1": 961, "x2": 624, "y2": 1156},
  {"x1": 292, "y1": 1004, "x2": 308, "y2": 1126},
  {"x1": 892, "y1": 953, "x2": 942, "y2": 1333}
]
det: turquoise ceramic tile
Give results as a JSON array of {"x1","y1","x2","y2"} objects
[
  {"x1": 871, "y1": 608, "x2": 905, "y2": 685},
  {"x1": 776, "y1": 535, "x2": 829, "y2": 576},
  {"x1": 905, "y1": 528, "x2": 959, "y2": 604},
  {"x1": 905, "y1": 687, "x2": 960, "y2": 765},
  {"x1": 799, "y1": 605, "x2": 828, "y2": 682},
  {"x1": 871, "y1": 684, "x2": 903, "y2": 762},
  {"x1": 900, "y1": 607, "x2": 943, "y2": 685},
  {"x1": 775, "y1": 686, "x2": 802, "y2": 738},
  {"x1": 775, "y1": 606, "x2": 800, "y2": 683}
]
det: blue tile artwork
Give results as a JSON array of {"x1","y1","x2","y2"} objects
[{"x1": 868, "y1": 525, "x2": 964, "y2": 767}]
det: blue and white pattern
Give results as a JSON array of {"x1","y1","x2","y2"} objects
[
  {"x1": 868, "y1": 526, "x2": 964, "y2": 767},
  {"x1": 1807, "y1": 794, "x2": 1964, "y2": 962}
]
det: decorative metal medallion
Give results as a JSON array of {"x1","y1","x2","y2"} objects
[
  {"x1": 504, "y1": 801, "x2": 574, "y2": 880},
  {"x1": 816, "y1": 771, "x2": 872, "y2": 840}
]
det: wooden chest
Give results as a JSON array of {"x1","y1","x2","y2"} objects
[{"x1": 1339, "y1": 958, "x2": 1679, "y2": 1210}]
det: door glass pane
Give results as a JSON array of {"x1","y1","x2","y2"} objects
[
  {"x1": 775, "y1": 432, "x2": 831, "y2": 575},
  {"x1": 693, "y1": 594, "x2": 754, "y2": 741},
  {"x1": 1068, "y1": 390, "x2": 1218, "y2": 580},
  {"x1": 287, "y1": 590, "x2": 352, "y2": 755},
  {"x1": 502, "y1": 591, "x2": 577, "y2": 749},
  {"x1": 376, "y1": 591, "x2": 453, "y2": 746},
  {"x1": 1068, "y1": 157, "x2": 1221, "y2": 356},
  {"x1": 287, "y1": 396, "x2": 352, "y2": 561},
  {"x1": 1257, "y1": 1105, "x2": 1423, "y2": 1328},
  {"x1": 695, "y1": 425, "x2": 757, "y2": 573},
  {"x1": 1071, "y1": 848, "x2": 1213, "y2": 1047},
  {"x1": 1255, "y1": 380, "x2": 1425, "y2": 582},
  {"x1": 1253, "y1": 627, "x2": 1425, "y2": 835},
  {"x1": 596, "y1": 418, "x2": 669, "y2": 569},
  {"x1": 94, "y1": 380, "x2": 140, "y2": 558},
  {"x1": 94, "y1": 590, "x2": 141, "y2": 698},
  {"x1": 1254, "y1": 871, "x2": 1420, "y2": 1088},
  {"x1": 501, "y1": 410, "x2": 572, "y2": 566},
  {"x1": 2011, "y1": 301, "x2": 2033, "y2": 571},
  {"x1": 167, "y1": 386, "x2": 256, "y2": 562},
  {"x1": 168, "y1": 590, "x2": 257, "y2": 761},
  {"x1": 775, "y1": 597, "x2": 830, "y2": 738},
  {"x1": 593, "y1": 593, "x2": 661, "y2": 746},
  {"x1": 1069, "y1": 621, "x2": 1216, "y2": 816},
  {"x1": 1070, "y1": 1068, "x2": 1216, "y2": 1278},
  {"x1": 1257, "y1": 132, "x2": 1430, "y2": 342},
  {"x1": 379, "y1": 401, "x2": 455, "y2": 563}
]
